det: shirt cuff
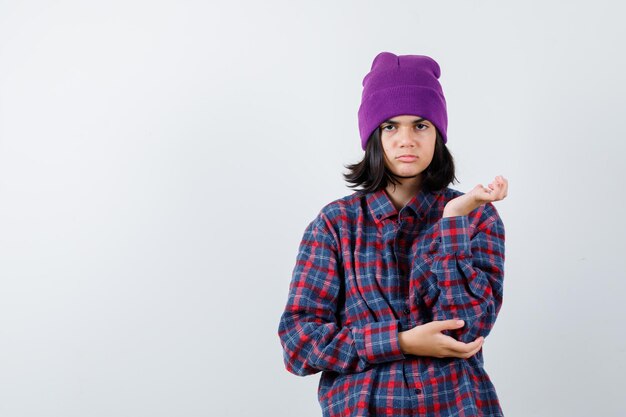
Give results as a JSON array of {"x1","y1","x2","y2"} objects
[
  {"x1": 354, "y1": 320, "x2": 405, "y2": 365},
  {"x1": 439, "y1": 215, "x2": 471, "y2": 255}
]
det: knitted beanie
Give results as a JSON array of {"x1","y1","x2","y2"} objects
[{"x1": 357, "y1": 51, "x2": 448, "y2": 150}]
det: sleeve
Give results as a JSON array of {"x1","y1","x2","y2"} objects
[
  {"x1": 277, "y1": 213, "x2": 406, "y2": 376},
  {"x1": 426, "y1": 206, "x2": 505, "y2": 344}
]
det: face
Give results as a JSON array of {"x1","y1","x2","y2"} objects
[{"x1": 379, "y1": 114, "x2": 437, "y2": 180}]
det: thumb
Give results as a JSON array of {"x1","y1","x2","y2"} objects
[{"x1": 438, "y1": 319, "x2": 465, "y2": 330}]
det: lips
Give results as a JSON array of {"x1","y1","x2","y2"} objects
[{"x1": 397, "y1": 155, "x2": 418, "y2": 162}]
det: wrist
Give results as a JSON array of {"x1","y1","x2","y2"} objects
[
  {"x1": 443, "y1": 199, "x2": 475, "y2": 218},
  {"x1": 398, "y1": 331, "x2": 409, "y2": 354},
  {"x1": 443, "y1": 209, "x2": 461, "y2": 218},
  {"x1": 443, "y1": 207, "x2": 467, "y2": 218}
]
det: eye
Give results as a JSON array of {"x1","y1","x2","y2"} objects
[
  {"x1": 416, "y1": 123, "x2": 429, "y2": 130},
  {"x1": 381, "y1": 125, "x2": 395, "y2": 131}
]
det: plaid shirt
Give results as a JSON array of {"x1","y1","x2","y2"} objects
[{"x1": 278, "y1": 186, "x2": 506, "y2": 417}]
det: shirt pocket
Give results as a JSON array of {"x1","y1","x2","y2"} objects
[{"x1": 410, "y1": 254, "x2": 440, "y2": 310}]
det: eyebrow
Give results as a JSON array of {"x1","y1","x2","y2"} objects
[{"x1": 382, "y1": 118, "x2": 427, "y2": 125}]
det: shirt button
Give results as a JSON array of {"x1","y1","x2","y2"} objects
[
  {"x1": 415, "y1": 388, "x2": 422, "y2": 394},
  {"x1": 404, "y1": 308, "x2": 410, "y2": 315}
]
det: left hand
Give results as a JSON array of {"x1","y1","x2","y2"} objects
[{"x1": 443, "y1": 175, "x2": 508, "y2": 217}]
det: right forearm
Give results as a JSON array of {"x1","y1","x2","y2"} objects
[
  {"x1": 396, "y1": 320, "x2": 484, "y2": 359},
  {"x1": 279, "y1": 312, "x2": 406, "y2": 375}
]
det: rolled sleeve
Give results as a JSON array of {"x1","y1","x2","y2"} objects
[
  {"x1": 429, "y1": 206, "x2": 505, "y2": 343},
  {"x1": 353, "y1": 320, "x2": 405, "y2": 364},
  {"x1": 439, "y1": 215, "x2": 471, "y2": 255}
]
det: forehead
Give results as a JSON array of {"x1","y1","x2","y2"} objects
[{"x1": 384, "y1": 115, "x2": 428, "y2": 122}]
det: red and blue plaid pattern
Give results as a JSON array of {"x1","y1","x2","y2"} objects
[{"x1": 278, "y1": 187, "x2": 505, "y2": 417}]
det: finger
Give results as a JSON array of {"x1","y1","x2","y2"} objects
[
  {"x1": 470, "y1": 337, "x2": 485, "y2": 354},
  {"x1": 462, "y1": 340, "x2": 484, "y2": 358},
  {"x1": 447, "y1": 341, "x2": 482, "y2": 358},
  {"x1": 479, "y1": 184, "x2": 495, "y2": 197},
  {"x1": 473, "y1": 184, "x2": 489, "y2": 195},
  {"x1": 445, "y1": 336, "x2": 484, "y2": 355},
  {"x1": 483, "y1": 186, "x2": 498, "y2": 200},
  {"x1": 489, "y1": 177, "x2": 506, "y2": 200},
  {"x1": 501, "y1": 178, "x2": 509, "y2": 197},
  {"x1": 499, "y1": 184, "x2": 508, "y2": 199},
  {"x1": 486, "y1": 180, "x2": 501, "y2": 194},
  {"x1": 434, "y1": 319, "x2": 466, "y2": 331},
  {"x1": 492, "y1": 183, "x2": 504, "y2": 200},
  {"x1": 495, "y1": 178, "x2": 508, "y2": 200}
]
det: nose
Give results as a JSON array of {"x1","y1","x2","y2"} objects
[{"x1": 397, "y1": 126, "x2": 416, "y2": 147}]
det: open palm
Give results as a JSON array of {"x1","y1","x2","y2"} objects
[
  {"x1": 467, "y1": 175, "x2": 508, "y2": 205},
  {"x1": 443, "y1": 175, "x2": 509, "y2": 218}
]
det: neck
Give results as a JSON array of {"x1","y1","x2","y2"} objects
[{"x1": 385, "y1": 175, "x2": 423, "y2": 211}]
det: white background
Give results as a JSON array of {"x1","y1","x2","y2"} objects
[{"x1": 1, "y1": 1, "x2": 625, "y2": 416}]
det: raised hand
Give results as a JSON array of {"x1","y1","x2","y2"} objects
[{"x1": 443, "y1": 175, "x2": 508, "y2": 218}]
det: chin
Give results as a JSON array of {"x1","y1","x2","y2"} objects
[
  {"x1": 397, "y1": 170, "x2": 422, "y2": 177},
  {"x1": 395, "y1": 174, "x2": 422, "y2": 179}
]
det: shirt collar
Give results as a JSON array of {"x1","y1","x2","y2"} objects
[{"x1": 365, "y1": 187, "x2": 442, "y2": 223}]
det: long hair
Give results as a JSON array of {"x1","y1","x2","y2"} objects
[{"x1": 343, "y1": 127, "x2": 457, "y2": 193}]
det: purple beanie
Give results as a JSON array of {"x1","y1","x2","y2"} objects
[{"x1": 357, "y1": 52, "x2": 448, "y2": 150}]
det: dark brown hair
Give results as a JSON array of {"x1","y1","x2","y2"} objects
[{"x1": 343, "y1": 127, "x2": 457, "y2": 193}]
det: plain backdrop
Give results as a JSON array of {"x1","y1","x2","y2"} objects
[{"x1": 1, "y1": 1, "x2": 625, "y2": 416}]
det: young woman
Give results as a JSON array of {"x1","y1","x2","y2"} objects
[{"x1": 278, "y1": 51, "x2": 509, "y2": 417}]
